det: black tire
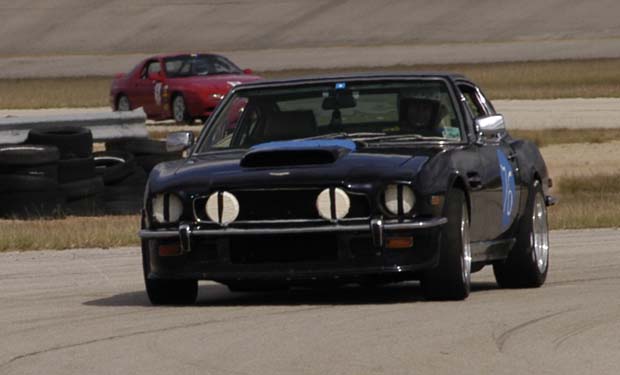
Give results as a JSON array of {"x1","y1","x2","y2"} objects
[
  {"x1": 0, "y1": 144, "x2": 60, "y2": 166},
  {"x1": 0, "y1": 174, "x2": 59, "y2": 193},
  {"x1": 58, "y1": 156, "x2": 96, "y2": 184},
  {"x1": 493, "y1": 180, "x2": 549, "y2": 288},
  {"x1": 135, "y1": 153, "x2": 181, "y2": 173},
  {"x1": 105, "y1": 139, "x2": 169, "y2": 155},
  {"x1": 0, "y1": 190, "x2": 65, "y2": 219},
  {"x1": 172, "y1": 94, "x2": 192, "y2": 124},
  {"x1": 0, "y1": 163, "x2": 58, "y2": 182},
  {"x1": 421, "y1": 189, "x2": 471, "y2": 301},
  {"x1": 64, "y1": 193, "x2": 105, "y2": 216},
  {"x1": 142, "y1": 240, "x2": 198, "y2": 305},
  {"x1": 60, "y1": 176, "x2": 104, "y2": 201},
  {"x1": 26, "y1": 127, "x2": 93, "y2": 159},
  {"x1": 116, "y1": 95, "x2": 131, "y2": 111},
  {"x1": 102, "y1": 168, "x2": 147, "y2": 214},
  {"x1": 94, "y1": 151, "x2": 136, "y2": 185}
]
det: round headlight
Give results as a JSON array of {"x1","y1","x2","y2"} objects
[
  {"x1": 384, "y1": 184, "x2": 415, "y2": 216},
  {"x1": 316, "y1": 187, "x2": 350, "y2": 221},
  {"x1": 152, "y1": 193, "x2": 183, "y2": 223},
  {"x1": 205, "y1": 191, "x2": 240, "y2": 225}
]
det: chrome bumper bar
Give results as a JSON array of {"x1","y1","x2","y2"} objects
[{"x1": 140, "y1": 217, "x2": 447, "y2": 252}]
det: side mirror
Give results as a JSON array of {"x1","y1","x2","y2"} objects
[
  {"x1": 475, "y1": 114, "x2": 506, "y2": 139},
  {"x1": 166, "y1": 131, "x2": 194, "y2": 153},
  {"x1": 243, "y1": 68, "x2": 253, "y2": 75}
]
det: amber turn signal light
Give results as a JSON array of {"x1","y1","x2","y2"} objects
[
  {"x1": 385, "y1": 237, "x2": 414, "y2": 249},
  {"x1": 159, "y1": 243, "x2": 181, "y2": 256}
]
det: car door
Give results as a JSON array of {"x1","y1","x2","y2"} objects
[
  {"x1": 133, "y1": 59, "x2": 163, "y2": 116},
  {"x1": 458, "y1": 82, "x2": 522, "y2": 241}
]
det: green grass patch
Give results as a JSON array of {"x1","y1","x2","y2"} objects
[{"x1": 2, "y1": 58, "x2": 620, "y2": 109}]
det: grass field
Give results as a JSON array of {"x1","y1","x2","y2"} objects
[{"x1": 2, "y1": 58, "x2": 620, "y2": 109}]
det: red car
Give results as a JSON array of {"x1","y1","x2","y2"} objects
[{"x1": 110, "y1": 53, "x2": 261, "y2": 123}]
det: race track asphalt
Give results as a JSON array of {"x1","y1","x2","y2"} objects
[{"x1": 1, "y1": 228, "x2": 619, "y2": 375}]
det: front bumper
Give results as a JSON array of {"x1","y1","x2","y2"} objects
[{"x1": 140, "y1": 217, "x2": 447, "y2": 282}]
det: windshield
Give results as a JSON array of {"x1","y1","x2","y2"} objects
[
  {"x1": 164, "y1": 55, "x2": 242, "y2": 77},
  {"x1": 197, "y1": 80, "x2": 463, "y2": 152}
]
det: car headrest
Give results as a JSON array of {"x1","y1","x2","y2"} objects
[
  {"x1": 263, "y1": 110, "x2": 317, "y2": 141},
  {"x1": 399, "y1": 97, "x2": 442, "y2": 129}
]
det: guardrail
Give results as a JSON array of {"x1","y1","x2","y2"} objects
[{"x1": 0, "y1": 108, "x2": 148, "y2": 144}]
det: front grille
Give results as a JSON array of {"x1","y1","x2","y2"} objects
[
  {"x1": 193, "y1": 188, "x2": 370, "y2": 222},
  {"x1": 230, "y1": 234, "x2": 339, "y2": 264}
]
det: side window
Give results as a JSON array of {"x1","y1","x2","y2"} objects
[
  {"x1": 141, "y1": 61, "x2": 161, "y2": 79},
  {"x1": 475, "y1": 87, "x2": 496, "y2": 115},
  {"x1": 459, "y1": 84, "x2": 486, "y2": 118}
]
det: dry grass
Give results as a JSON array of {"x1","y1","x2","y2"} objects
[
  {"x1": 0, "y1": 76, "x2": 110, "y2": 109},
  {"x1": 261, "y1": 58, "x2": 620, "y2": 100},
  {"x1": 549, "y1": 174, "x2": 620, "y2": 229},
  {"x1": 0, "y1": 215, "x2": 140, "y2": 252},
  {"x1": 511, "y1": 128, "x2": 620, "y2": 148},
  {"x1": 2, "y1": 58, "x2": 620, "y2": 108}
]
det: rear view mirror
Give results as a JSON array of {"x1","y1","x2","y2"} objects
[
  {"x1": 243, "y1": 68, "x2": 253, "y2": 75},
  {"x1": 322, "y1": 95, "x2": 357, "y2": 110},
  {"x1": 166, "y1": 131, "x2": 194, "y2": 153},
  {"x1": 475, "y1": 114, "x2": 506, "y2": 138}
]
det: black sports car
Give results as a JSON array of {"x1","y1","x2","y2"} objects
[{"x1": 139, "y1": 73, "x2": 554, "y2": 304}]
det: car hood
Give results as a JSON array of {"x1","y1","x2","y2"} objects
[{"x1": 149, "y1": 140, "x2": 449, "y2": 194}]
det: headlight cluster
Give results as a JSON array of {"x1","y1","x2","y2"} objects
[
  {"x1": 152, "y1": 193, "x2": 183, "y2": 224},
  {"x1": 383, "y1": 184, "x2": 415, "y2": 216}
]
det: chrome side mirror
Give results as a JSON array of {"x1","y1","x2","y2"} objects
[
  {"x1": 475, "y1": 114, "x2": 506, "y2": 139},
  {"x1": 166, "y1": 131, "x2": 194, "y2": 152}
]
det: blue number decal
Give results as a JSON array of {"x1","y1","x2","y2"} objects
[{"x1": 497, "y1": 149, "x2": 516, "y2": 229}]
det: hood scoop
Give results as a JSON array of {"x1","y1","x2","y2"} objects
[{"x1": 240, "y1": 140, "x2": 356, "y2": 168}]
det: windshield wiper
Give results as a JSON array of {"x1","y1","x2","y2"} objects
[
  {"x1": 298, "y1": 132, "x2": 387, "y2": 141},
  {"x1": 360, "y1": 134, "x2": 448, "y2": 143}
]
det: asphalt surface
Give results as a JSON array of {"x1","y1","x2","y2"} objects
[
  {"x1": 1, "y1": 229, "x2": 620, "y2": 375},
  {"x1": 3, "y1": 0, "x2": 620, "y2": 77}
]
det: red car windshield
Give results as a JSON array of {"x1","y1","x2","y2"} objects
[{"x1": 164, "y1": 55, "x2": 242, "y2": 77}]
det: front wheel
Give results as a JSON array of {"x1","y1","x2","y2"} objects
[
  {"x1": 142, "y1": 240, "x2": 198, "y2": 305},
  {"x1": 116, "y1": 95, "x2": 131, "y2": 111},
  {"x1": 421, "y1": 189, "x2": 471, "y2": 300},
  {"x1": 172, "y1": 94, "x2": 193, "y2": 124},
  {"x1": 493, "y1": 180, "x2": 549, "y2": 288}
]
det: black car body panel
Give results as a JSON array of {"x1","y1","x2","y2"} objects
[{"x1": 140, "y1": 73, "x2": 552, "y2": 286}]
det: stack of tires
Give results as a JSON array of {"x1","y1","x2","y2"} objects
[
  {"x1": 26, "y1": 127, "x2": 104, "y2": 216},
  {"x1": 94, "y1": 150, "x2": 147, "y2": 215},
  {"x1": 105, "y1": 139, "x2": 182, "y2": 174},
  {"x1": 0, "y1": 144, "x2": 65, "y2": 218},
  {"x1": 101, "y1": 139, "x2": 182, "y2": 215}
]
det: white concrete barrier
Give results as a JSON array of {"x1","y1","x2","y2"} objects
[{"x1": 0, "y1": 108, "x2": 148, "y2": 144}]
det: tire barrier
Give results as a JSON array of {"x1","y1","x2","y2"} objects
[
  {"x1": 1, "y1": 128, "x2": 175, "y2": 219},
  {"x1": 105, "y1": 139, "x2": 182, "y2": 173},
  {"x1": 0, "y1": 144, "x2": 65, "y2": 218}
]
